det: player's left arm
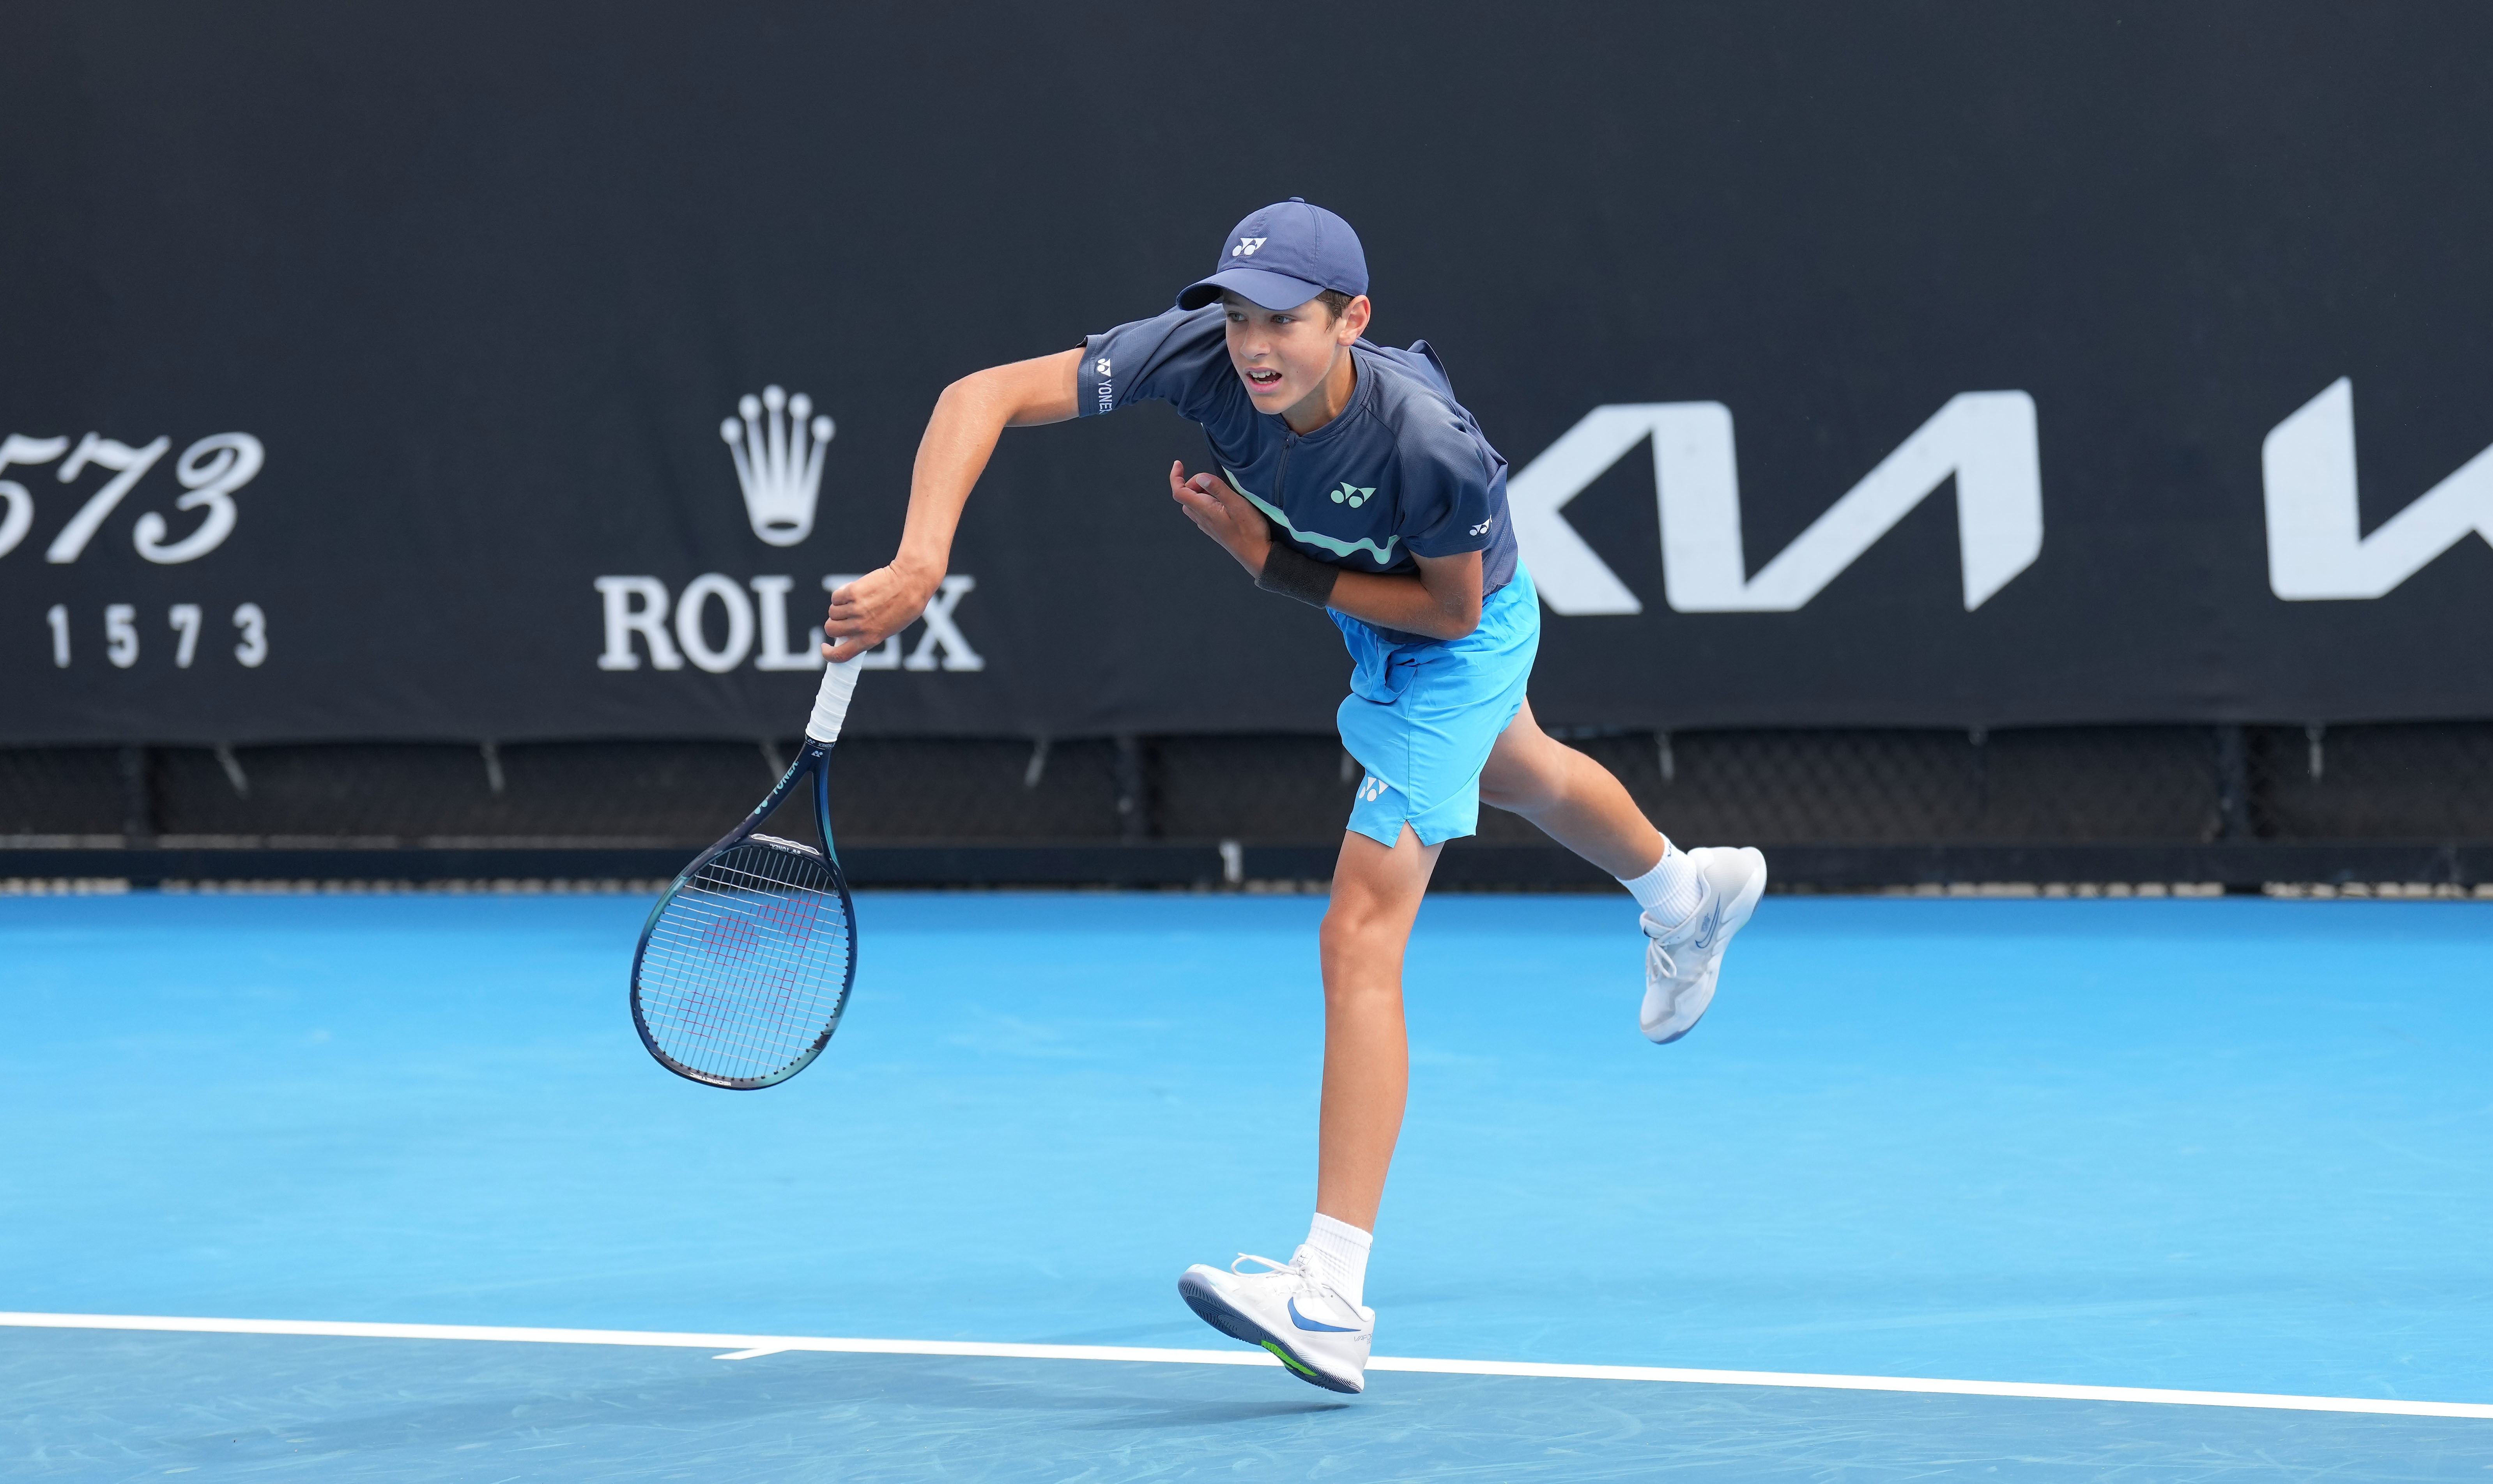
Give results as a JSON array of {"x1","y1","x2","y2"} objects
[{"x1": 1168, "y1": 463, "x2": 1483, "y2": 639}]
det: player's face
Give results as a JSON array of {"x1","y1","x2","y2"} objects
[{"x1": 1221, "y1": 292, "x2": 1364, "y2": 417}]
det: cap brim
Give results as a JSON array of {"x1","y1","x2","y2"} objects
[{"x1": 1176, "y1": 266, "x2": 1328, "y2": 312}]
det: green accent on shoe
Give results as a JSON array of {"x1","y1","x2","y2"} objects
[
  {"x1": 1260, "y1": 1339, "x2": 1318, "y2": 1378},
  {"x1": 1225, "y1": 467, "x2": 1400, "y2": 564}
]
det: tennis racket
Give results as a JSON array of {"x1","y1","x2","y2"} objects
[{"x1": 630, "y1": 658, "x2": 863, "y2": 1090}]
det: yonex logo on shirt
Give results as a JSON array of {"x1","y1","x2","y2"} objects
[
  {"x1": 1231, "y1": 236, "x2": 1268, "y2": 257},
  {"x1": 1469, "y1": 517, "x2": 1493, "y2": 536},
  {"x1": 1329, "y1": 483, "x2": 1374, "y2": 509}
]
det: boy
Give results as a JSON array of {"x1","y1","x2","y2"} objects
[{"x1": 824, "y1": 200, "x2": 1766, "y2": 1393}]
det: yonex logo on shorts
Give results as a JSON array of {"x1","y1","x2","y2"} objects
[
  {"x1": 1231, "y1": 236, "x2": 1267, "y2": 257},
  {"x1": 1094, "y1": 357, "x2": 1111, "y2": 377},
  {"x1": 1358, "y1": 776, "x2": 1389, "y2": 802}
]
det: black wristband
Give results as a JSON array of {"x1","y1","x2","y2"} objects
[{"x1": 1254, "y1": 543, "x2": 1341, "y2": 608}]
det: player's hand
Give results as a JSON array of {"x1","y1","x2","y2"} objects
[
  {"x1": 1168, "y1": 462, "x2": 1272, "y2": 577},
  {"x1": 822, "y1": 563, "x2": 934, "y2": 662}
]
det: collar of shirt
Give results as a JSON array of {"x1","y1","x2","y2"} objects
[{"x1": 1266, "y1": 346, "x2": 1377, "y2": 447}]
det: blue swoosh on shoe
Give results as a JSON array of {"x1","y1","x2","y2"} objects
[{"x1": 1288, "y1": 1298, "x2": 1359, "y2": 1334}]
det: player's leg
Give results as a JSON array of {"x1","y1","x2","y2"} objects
[
  {"x1": 1314, "y1": 822, "x2": 1438, "y2": 1232},
  {"x1": 1476, "y1": 696, "x2": 1662, "y2": 876},
  {"x1": 1479, "y1": 699, "x2": 1767, "y2": 1043},
  {"x1": 1177, "y1": 824, "x2": 1427, "y2": 1394},
  {"x1": 1180, "y1": 572, "x2": 1529, "y2": 1392}
]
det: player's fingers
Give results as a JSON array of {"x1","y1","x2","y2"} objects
[
  {"x1": 1206, "y1": 485, "x2": 1256, "y2": 523},
  {"x1": 828, "y1": 563, "x2": 896, "y2": 605},
  {"x1": 1178, "y1": 504, "x2": 1236, "y2": 544},
  {"x1": 822, "y1": 608, "x2": 901, "y2": 652}
]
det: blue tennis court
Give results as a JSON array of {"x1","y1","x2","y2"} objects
[{"x1": 5, "y1": 890, "x2": 2490, "y2": 1478}]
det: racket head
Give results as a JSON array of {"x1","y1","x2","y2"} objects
[{"x1": 631, "y1": 759, "x2": 856, "y2": 1090}]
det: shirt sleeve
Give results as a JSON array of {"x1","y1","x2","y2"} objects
[
  {"x1": 1396, "y1": 418, "x2": 1501, "y2": 559},
  {"x1": 1078, "y1": 305, "x2": 1236, "y2": 424}
]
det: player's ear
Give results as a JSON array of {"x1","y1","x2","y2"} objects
[{"x1": 1338, "y1": 294, "x2": 1371, "y2": 342}]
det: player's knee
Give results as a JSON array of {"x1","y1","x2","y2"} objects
[
  {"x1": 1318, "y1": 894, "x2": 1402, "y2": 965},
  {"x1": 1318, "y1": 902, "x2": 1375, "y2": 958},
  {"x1": 1317, "y1": 949, "x2": 1404, "y2": 1019}
]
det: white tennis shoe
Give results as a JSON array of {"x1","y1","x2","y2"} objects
[
  {"x1": 1178, "y1": 1249, "x2": 1374, "y2": 1394},
  {"x1": 1640, "y1": 845, "x2": 1768, "y2": 1044}
]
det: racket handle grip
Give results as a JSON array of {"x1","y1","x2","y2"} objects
[{"x1": 805, "y1": 657, "x2": 863, "y2": 744}]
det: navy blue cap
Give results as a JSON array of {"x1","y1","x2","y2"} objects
[{"x1": 1176, "y1": 198, "x2": 1368, "y2": 311}]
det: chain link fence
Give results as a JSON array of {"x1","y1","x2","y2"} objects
[{"x1": 7, "y1": 725, "x2": 2493, "y2": 861}]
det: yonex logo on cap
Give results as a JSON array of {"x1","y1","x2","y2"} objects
[{"x1": 1176, "y1": 201, "x2": 1366, "y2": 311}]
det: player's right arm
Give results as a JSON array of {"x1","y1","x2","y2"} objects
[{"x1": 822, "y1": 347, "x2": 1081, "y2": 661}]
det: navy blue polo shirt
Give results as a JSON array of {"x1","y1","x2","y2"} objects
[{"x1": 1080, "y1": 305, "x2": 1518, "y2": 640}]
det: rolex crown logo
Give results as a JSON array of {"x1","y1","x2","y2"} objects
[{"x1": 721, "y1": 385, "x2": 835, "y2": 547}]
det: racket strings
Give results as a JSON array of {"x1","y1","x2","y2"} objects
[
  {"x1": 636, "y1": 837, "x2": 852, "y2": 1084},
  {"x1": 653, "y1": 851, "x2": 845, "y2": 1069},
  {"x1": 644, "y1": 860, "x2": 844, "y2": 1077}
]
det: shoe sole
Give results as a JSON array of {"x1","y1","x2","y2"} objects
[
  {"x1": 1647, "y1": 848, "x2": 1769, "y2": 1045},
  {"x1": 1176, "y1": 1270, "x2": 1364, "y2": 1394}
]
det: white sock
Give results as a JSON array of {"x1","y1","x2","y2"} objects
[
  {"x1": 1300, "y1": 1213, "x2": 1372, "y2": 1309},
  {"x1": 1619, "y1": 841, "x2": 1705, "y2": 924}
]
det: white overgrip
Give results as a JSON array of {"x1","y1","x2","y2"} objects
[{"x1": 805, "y1": 658, "x2": 864, "y2": 744}]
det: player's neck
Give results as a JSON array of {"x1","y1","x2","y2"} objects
[{"x1": 1280, "y1": 349, "x2": 1358, "y2": 436}]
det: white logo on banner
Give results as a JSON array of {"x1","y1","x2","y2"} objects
[
  {"x1": 8, "y1": 428, "x2": 272, "y2": 673},
  {"x1": 592, "y1": 384, "x2": 984, "y2": 677},
  {"x1": 2261, "y1": 378, "x2": 2493, "y2": 600},
  {"x1": 1508, "y1": 394, "x2": 2042, "y2": 615},
  {"x1": 0, "y1": 430, "x2": 262, "y2": 565},
  {"x1": 594, "y1": 573, "x2": 984, "y2": 676},
  {"x1": 720, "y1": 386, "x2": 834, "y2": 547}
]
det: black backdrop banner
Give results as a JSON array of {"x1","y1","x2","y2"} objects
[{"x1": 5, "y1": 2, "x2": 2491, "y2": 744}]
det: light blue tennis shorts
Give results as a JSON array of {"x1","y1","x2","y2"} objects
[{"x1": 1333, "y1": 566, "x2": 1541, "y2": 849}]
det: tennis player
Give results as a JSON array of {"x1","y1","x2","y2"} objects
[{"x1": 824, "y1": 199, "x2": 1766, "y2": 1393}]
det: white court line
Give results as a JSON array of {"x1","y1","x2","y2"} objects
[{"x1": 2, "y1": 1311, "x2": 2487, "y2": 1421}]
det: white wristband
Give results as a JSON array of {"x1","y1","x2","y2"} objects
[{"x1": 805, "y1": 658, "x2": 863, "y2": 744}]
